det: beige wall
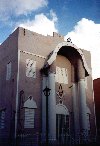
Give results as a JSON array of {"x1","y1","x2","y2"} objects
[
  {"x1": 0, "y1": 28, "x2": 18, "y2": 139},
  {"x1": 0, "y1": 27, "x2": 96, "y2": 143},
  {"x1": 55, "y1": 55, "x2": 72, "y2": 110},
  {"x1": 18, "y1": 27, "x2": 64, "y2": 58}
]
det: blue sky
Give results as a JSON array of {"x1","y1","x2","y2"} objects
[{"x1": 0, "y1": 0, "x2": 100, "y2": 79}]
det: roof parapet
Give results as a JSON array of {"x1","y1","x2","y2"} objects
[{"x1": 53, "y1": 32, "x2": 64, "y2": 39}]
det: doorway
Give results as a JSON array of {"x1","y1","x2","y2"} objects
[{"x1": 56, "y1": 114, "x2": 69, "y2": 142}]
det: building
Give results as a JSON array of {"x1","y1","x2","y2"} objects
[
  {"x1": 93, "y1": 78, "x2": 100, "y2": 142},
  {"x1": 0, "y1": 27, "x2": 96, "y2": 146}
]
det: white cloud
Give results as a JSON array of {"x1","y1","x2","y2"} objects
[
  {"x1": 64, "y1": 18, "x2": 100, "y2": 79},
  {"x1": 17, "y1": 11, "x2": 58, "y2": 36},
  {"x1": 0, "y1": 0, "x2": 48, "y2": 20},
  {"x1": 50, "y1": 9, "x2": 58, "y2": 22}
]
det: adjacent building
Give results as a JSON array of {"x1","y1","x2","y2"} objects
[
  {"x1": 93, "y1": 78, "x2": 100, "y2": 142},
  {"x1": 0, "y1": 27, "x2": 96, "y2": 146}
]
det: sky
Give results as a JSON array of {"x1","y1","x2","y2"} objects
[{"x1": 0, "y1": 0, "x2": 100, "y2": 79}]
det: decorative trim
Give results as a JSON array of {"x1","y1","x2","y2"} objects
[
  {"x1": 20, "y1": 50, "x2": 46, "y2": 59},
  {"x1": 56, "y1": 84, "x2": 64, "y2": 103},
  {"x1": 23, "y1": 96, "x2": 37, "y2": 109},
  {"x1": 45, "y1": 42, "x2": 91, "y2": 76},
  {"x1": 26, "y1": 59, "x2": 36, "y2": 78},
  {"x1": 56, "y1": 103, "x2": 69, "y2": 115}
]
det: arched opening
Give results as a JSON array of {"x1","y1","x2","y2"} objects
[
  {"x1": 41, "y1": 41, "x2": 91, "y2": 144},
  {"x1": 44, "y1": 41, "x2": 91, "y2": 77}
]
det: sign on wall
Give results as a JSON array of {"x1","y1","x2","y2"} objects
[
  {"x1": 24, "y1": 96, "x2": 37, "y2": 129},
  {"x1": 24, "y1": 108, "x2": 35, "y2": 128}
]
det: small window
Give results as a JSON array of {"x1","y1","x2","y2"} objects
[
  {"x1": 0, "y1": 110, "x2": 5, "y2": 129},
  {"x1": 26, "y1": 59, "x2": 36, "y2": 78},
  {"x1": 55, "y1": 66, "x2": 68, "y2": 84},
  {"x1": 6, "y1": 62, "x2": 11, "y2": 80}
]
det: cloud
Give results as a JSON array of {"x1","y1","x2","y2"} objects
[
  {"x1": 0, "y1": 0, "x2": 48, "y2": 20},
  {"x1": 17, "y1": 11, "x2": 58, "y2": 36},
  {"x1": 64, "y1": 18, "x2": 100, "y2": 79},
  {"x1": 50, "y1": 9, "x2": 58, "y2": 22}
]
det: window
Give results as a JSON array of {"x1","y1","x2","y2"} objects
[
  {"x1": 26, "y1": 59, "x2": 36, "y2": 78},
  {"x1": 24, "y1": 108, "x2": 35, "y2": 128},
  {"x1": 6, "y1": 62, "x2": 11, "y2": 80},
  {"x1": 0, "y1": 110, "x2": 5, "y2": 129},
  {"x1": 55, "y1": 66, "x2": 68, "y2": 84}
]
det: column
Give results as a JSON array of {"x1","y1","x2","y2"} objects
[
  {"x1": 71, "y1": 65, "x2": 80, "y2": 144},
  {"x1": 78, "y1": 59, "x2": 88, "y2": 143},
  {"x1": 42, "y1": 75, "x2": 47, "y2": 142},
  {"x1": 48, "y1": 73, "x2": 56, "y2": 141}
]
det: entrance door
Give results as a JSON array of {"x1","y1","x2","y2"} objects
[{"x1": 56, "y1": 114, "x2": 69, "y2": 142}]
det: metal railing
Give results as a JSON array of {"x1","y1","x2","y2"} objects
[{"x1": 0, "y1": 132, "x2": 98, "y2": 146}]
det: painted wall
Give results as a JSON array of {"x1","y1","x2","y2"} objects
[
  {"x1": 0, "y1": 27, "x2": 96, "y2": 145},
  {"x1": 0, "y1": 29, "x2": 18, "y2": 144}
]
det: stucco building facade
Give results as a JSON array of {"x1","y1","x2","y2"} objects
[{"x1": 0, "y1": 27, "x2": 96, "y2": 146}]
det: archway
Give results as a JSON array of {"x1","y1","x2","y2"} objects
[
  {"x1": 44, "y1": 41, "x2": 91, "y2": 76},
  {"x1": 42, "y1": 40, "x2": 91, "y2": 143}
]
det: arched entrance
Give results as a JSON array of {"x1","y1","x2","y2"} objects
[{"x1": 42, "y1": 40, "x2": 91, "y2": 144}]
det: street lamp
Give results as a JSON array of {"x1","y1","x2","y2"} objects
[{"x1": 43, "y1": 86, "x2": 51, "y2": 146}]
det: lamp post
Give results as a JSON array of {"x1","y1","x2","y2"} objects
[{"x1": 43, "y1": 86, "x2": 51, "y2": 146}]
